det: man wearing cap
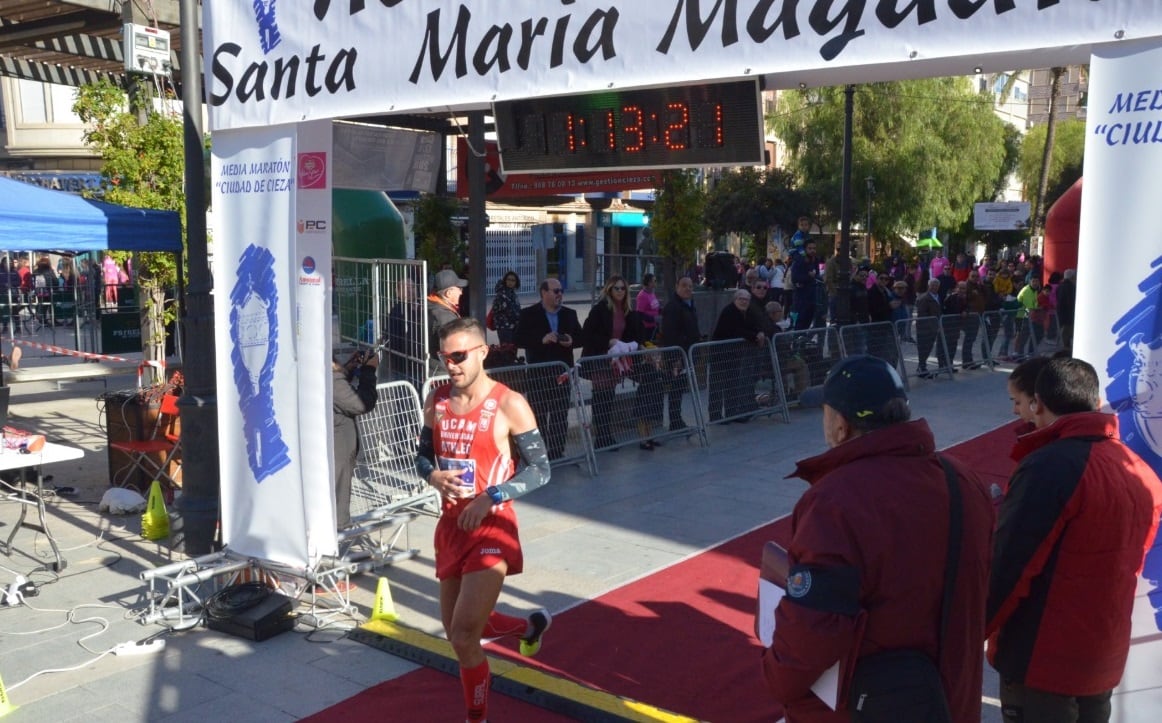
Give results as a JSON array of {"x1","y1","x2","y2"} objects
[
  {"x1": 427, "y1": 269, "x2": 467, "y2": 365},
  {"x1": 763, "y1": 355, "x2": 994, "y2": 722}
]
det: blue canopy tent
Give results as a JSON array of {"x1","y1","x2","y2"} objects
[{"x1": 0, "y1": 176, "x2": 181, "y2": 252}]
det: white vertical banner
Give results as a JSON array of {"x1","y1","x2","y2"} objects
[
  {"x1": 293, "y1": 120, "x2": 337, "y2": 559},
  {"x1": 1076, "y1": 40, "x2": 1162, "y2": 716},
  {"x1": 212, "y1": 124, "x2": 325, "y2": 568}
]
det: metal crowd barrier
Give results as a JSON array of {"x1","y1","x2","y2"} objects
[
  {"x1": 576, "y1": 345, "x2": 708, "y2": 452},
  {"x1": 938, "y1": 313, "x2": 991, "y2": 372},
  {"x1": 424, "y1": 361, "x2": 599, "y2": 475},
  {"x1": 689, "y1": 338, "x2": 789, "y2": 425},
  {"x1": 351, "y1": 381, "x2": 440, "y2": 518},
  {"x1": 896, "y1": 317, "x2": 955, "y2": 381},
  {"x1": 836, "y1": 321, "x2": 905, "y2": 382},
  {"x1": 982, "y1": 308, "x2": 1049, "y2": 365},
  {"x1": 769, "y1": 327, "x2": 842, "y2": 405}
]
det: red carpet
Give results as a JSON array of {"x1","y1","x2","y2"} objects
[{"x1": 309, "y1": 423, "x2": 1020, "y2": 723}]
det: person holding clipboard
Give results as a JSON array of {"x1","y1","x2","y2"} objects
[{"x1": 760, "y1": 356, "x2": 994, "y2": 722}]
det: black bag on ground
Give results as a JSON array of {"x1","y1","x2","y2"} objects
[{"x1": 848, "y1": 649, "x2": 951, "y2": 722}]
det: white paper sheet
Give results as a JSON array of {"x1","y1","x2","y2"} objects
[
  {"x1": 757, "y1": 578, "x2": 784, "y2": 646},
  {"x1": 810, "y1": 662, "x2": 841, "y2": 710}
]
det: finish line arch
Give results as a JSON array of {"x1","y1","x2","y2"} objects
[{"x1": 202, "y1": 3, "x2": 1162, "y2": 717}]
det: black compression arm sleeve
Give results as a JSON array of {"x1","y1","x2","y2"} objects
[{"x1": 415, "y1": 426, "x2": 436, "y2": 482}]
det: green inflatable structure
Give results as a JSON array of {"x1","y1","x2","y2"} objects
[{"x1": 332, "y1": 189, "x2": 407, "y2": 345}]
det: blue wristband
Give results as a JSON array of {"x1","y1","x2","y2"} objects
[{"x1": 485, "y1": 485, "x2": 504, "y2": 504}]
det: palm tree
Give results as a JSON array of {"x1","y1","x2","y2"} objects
[{"x1": 1029, "y1": 67, "x2": 1065, "y2": 240}]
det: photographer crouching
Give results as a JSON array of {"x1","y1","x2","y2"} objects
[{"x1": 333, "y1": 348, "x2": 379, "y2": 530}]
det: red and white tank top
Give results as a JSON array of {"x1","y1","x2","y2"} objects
[{"x1": 433, "y1": 381, "x2": 515, "y2": 508}]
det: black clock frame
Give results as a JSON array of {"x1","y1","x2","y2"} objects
[{"x1": 493, "y1": 78, "x2": 765, "y2": 174}]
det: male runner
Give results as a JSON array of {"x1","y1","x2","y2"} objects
[{"x1": 415, "y1": 317, "x2": 552, "y2": 723}]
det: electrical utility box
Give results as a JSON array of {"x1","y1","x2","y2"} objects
[{"x1": 123, "y1": 23, "x2": 171, "y2": 76}]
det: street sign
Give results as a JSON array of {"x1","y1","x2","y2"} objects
[{"x1": 974, "y1": 202, "x2": 1030, "y2": 231}]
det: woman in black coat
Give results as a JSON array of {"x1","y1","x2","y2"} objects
[{"x1": 580, "y1": 275, "x2": 655, "y2": 448}]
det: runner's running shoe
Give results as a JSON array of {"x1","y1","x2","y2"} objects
[{"x1": 519, "y1": 609, "x2": 551, "y2": 657}]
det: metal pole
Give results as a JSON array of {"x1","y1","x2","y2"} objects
[
  {"x1": 466, "y1": 112, "x2": 488, "y2": 324},
  {"x1": 834, "y1": 85, "x2": 854, "y2": 326},
  {"x1": 865, "y1": 176, "x2": 875, "y2": 260},
  {"x1": 174, "y1": 0, "x2": 220, "y2": 555}
]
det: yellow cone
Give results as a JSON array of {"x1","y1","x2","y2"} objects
[
  {"x1": 0, "y1": 670, "x2": 16, "y2": 717},
  {"x1": 371, "y1": 577, "x2": 398, "y2": 622},
  {"x1": 141, "y1": 480, "x2": 170, "y2": 541}
]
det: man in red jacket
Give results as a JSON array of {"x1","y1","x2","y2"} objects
[
  {"x1": 988, "y1": 357, "x2": 1162, "y2": 722},
  {"x1": 763, "y1": 355, "x2": 995, "y2": 721}
]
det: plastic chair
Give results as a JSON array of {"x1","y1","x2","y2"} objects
[{"x1": 110, "y1": 393, "x2": 182, "y2": 497}]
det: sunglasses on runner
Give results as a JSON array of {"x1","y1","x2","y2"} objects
[{"x1": 438, "y1": 345, "x2": 484, "y2": 365}]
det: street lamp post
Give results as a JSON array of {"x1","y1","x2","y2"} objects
[{"x1": 865, "y1": 176, "x2": 875, "y2": 258}]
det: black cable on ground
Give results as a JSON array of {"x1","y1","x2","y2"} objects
[{"x1": 203, "y1": 581, "x2": 271, "y2": 621}]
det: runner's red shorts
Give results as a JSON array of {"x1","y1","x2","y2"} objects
[{"x1": 435, "y1": 503, "x2": 523, "y2": 580}]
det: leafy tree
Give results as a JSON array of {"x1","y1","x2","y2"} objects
[
  {"x1": 1017, "y1": 117, "x2": 1086, "y2": 224},
  {"x1": 73, "y1": 80, "x2": 187, "y2": 377},
  {"x1": 650, "y1": 169, "x2": 706, "y2": 285},
  {"x1": 703, "y1": 167, "x2": 810, "y2": 262},
  {"x1": 770, "y1": 78, "x2": 1007, "y2": 250},
  {"x1": 414, "y1": 193, "x2": 464, "y2": 273}
]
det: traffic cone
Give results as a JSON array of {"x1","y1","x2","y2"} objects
[
  {"x1": 371, "y1": 577, "x2": 398, "y2": 622},
  {"x1": 0, "y1": 670, "x2": 16, "y2": 717},
  {"x1": 141, "y1": 480, "x2": 170, "y2": 541}
]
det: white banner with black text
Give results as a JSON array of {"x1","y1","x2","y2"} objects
[{"x1": 204, "y1": 1, "x2": 1162, "y2": 131}]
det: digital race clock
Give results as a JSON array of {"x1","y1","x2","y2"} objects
[{"x1": 493, "y1": 79, "x2": 765, "y2": 174}]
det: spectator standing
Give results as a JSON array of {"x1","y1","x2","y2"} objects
[
  {"x1": 514, "y1": 278, "x2": 582, "y2": 461},
  {"x1": 763, "y1": 355, "x2": 994, "y2": 722},
  {"x1": 489, "y1": 271, "x2": 522, "y2": 345},
  {"x1": 660, "y1": 277, "x2": 700, "y2": 431},
  {"x1": 988, "y1": 358, "x2": 1162, "y2": 722},
  {"x1": 915, "y1": 279, "x2": 948, "y2": 379},
  {"x1": 929, "y1": 248, "x2": 949, "y2": 279},
  {"x1": 960, "y1": 275, "x2": 986, "y2": 369},
  {"x1": 427, "y1": 269, "x2": 467, "y2": 365},
  {"x1": 332, "y1": 350, "x2": 379, "y2": 530},
  {"x1": 708, "y1": 289, "x2": 764, "y2": 422},
  {"x1": 952, "y1": 251, "x2": 972, "y2": 282},
  {"x1": 580, "y1": 275, "x2": 648, "y2": 448},
  {"x1": 634, "y1": 272, "x2": 661, "y2": 342},
  {"x1": 790, "y1": 241, "x2": 821, "y2": 331},
  {"x1": 769, "y1": 258, "x2": 788, "y2": 307},
  {"x1": 1014, "y1": 276, "x2": 1043, "y2": 359},
  {"x1": 1056, "y1": 269, "x2": 1077, "y2": 354},
  {"x1": 101, "y1": 253, "x2": 119, "y2": 307}
]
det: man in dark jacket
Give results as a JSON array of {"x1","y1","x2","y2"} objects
[
  {"x1": 333, "y1": 351, "x2": 379, "y2": 529},
  {"x1": 660, "y1": 276, "x2": 700, "y2": 431},
  {"x1": 1055, "y1": 268, "x2": 1077, "y2": 354},
  {"x1": 915, "y1": 279, "x2": 948, "y2": 378},
  {"x1": 987, "y1": 358, "x2": 1162, "y2": 722},
  {"x1": 763, "y1": 355, "x2": 994, "y2": 722},
  {"x1": 514, "y1": 278, "x2": 583, "y2": 460},
  {"x1": 427, "y1": 268, "x2": 466, "y2": 367},
  {"x1": 708, "y1": 289, "x2": 764, "y2": 422},
  {"x1": 790, "y1": 241, "x2": 821, "y2": 330}
]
